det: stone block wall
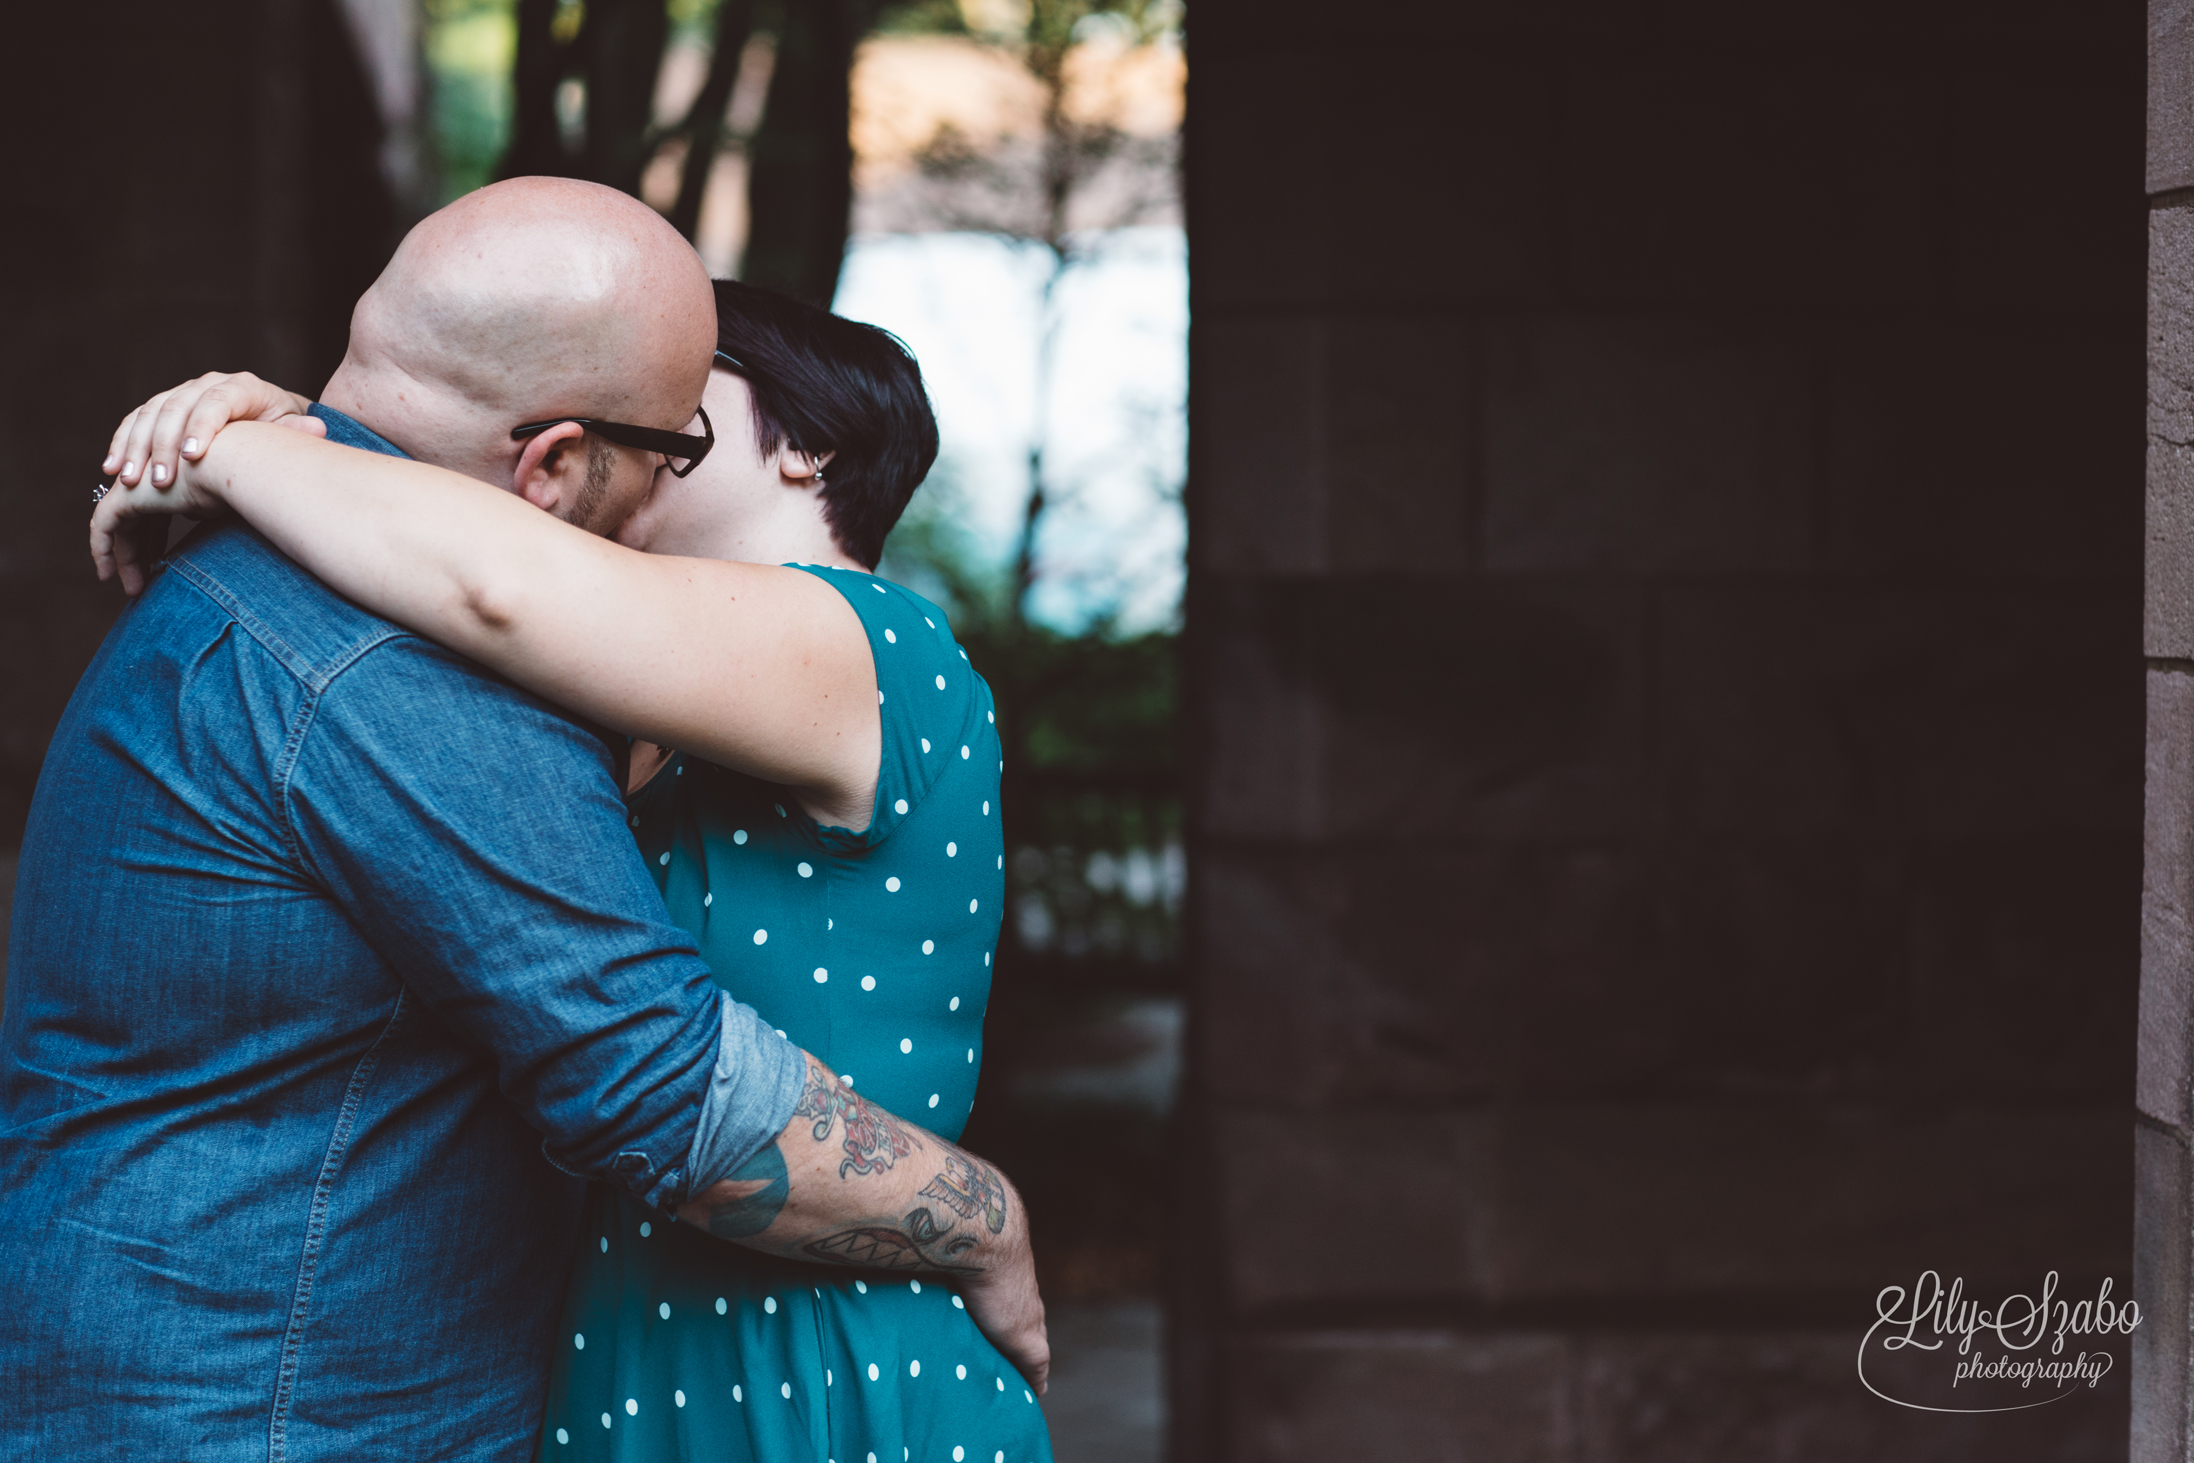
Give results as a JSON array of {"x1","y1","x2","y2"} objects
[
  {"x1": 0, "y1": 1, "x2": 395, "y2": 856},
  {"x1": 1182, "y1": 4, "x2": 2145, "y2": 1457}
]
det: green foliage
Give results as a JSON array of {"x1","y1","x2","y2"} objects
[{"x1": 423, "y1": 0, "x2": 517, "y2": 201}]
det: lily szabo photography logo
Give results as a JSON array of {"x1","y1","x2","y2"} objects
[{"x1": 1859, "y1": 1271, "x2": 2139, "y2": 1413}]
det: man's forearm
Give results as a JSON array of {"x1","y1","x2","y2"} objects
[{"x1": 675, "y1": 1052, "x2": 1023, "y2": 1279}]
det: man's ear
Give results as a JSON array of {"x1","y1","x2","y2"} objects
[{"x1": 511, "y1": 421, "x2": 590, "y2": 515}]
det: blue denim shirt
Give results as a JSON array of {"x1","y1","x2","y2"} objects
[{"x1": 0, "y1": 409, "x2": 804, "y2": 1459}]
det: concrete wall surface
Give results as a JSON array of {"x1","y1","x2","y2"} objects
[{"x1": 1182, "y1": 3, "x2": 2146, "y2": 1457}]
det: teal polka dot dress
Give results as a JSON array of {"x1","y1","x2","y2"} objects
[{"x1": 536, "y1": 567, "x2": 1051, "y2": 1463}]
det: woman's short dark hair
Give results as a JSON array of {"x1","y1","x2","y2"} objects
[{"x1": 711, "y1": 279, "x2": 940, "y2": 569}]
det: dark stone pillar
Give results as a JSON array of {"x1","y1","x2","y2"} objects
[
  {"x1": 1181, "y1": 4, "x2": 2144, "y2": 1456},
  {"x1": 2143, "y1": 2, "x2": 2194, "y2": 1455},
  {"x1": 0, "y1": 1, "x2": 396, "y2": 856}
]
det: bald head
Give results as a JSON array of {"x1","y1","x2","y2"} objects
[{"x1": 321, "y1": 177, "x2": 717, "y2": 512}]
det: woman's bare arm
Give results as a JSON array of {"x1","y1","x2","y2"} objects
[{"x1": 93, "y1": 418, "x2": 881, "y2": 828}]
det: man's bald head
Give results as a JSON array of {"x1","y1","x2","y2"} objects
[{"x1": 321, "y1": 177, "x2": 717, "y2": 520}]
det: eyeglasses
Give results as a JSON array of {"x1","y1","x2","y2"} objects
[{"x1": 509, "y1": 403, "x2": 716, "y2": 478}]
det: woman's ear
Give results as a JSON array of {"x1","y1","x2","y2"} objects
[
  {"x1": 774, "y1": 443, "x2": 837, "y2": 490},
  {"x1": 511, "y1": 421, "x2": 590, "y2": 515}
]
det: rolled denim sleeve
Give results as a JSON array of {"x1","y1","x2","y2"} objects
[{"x1": 284, "y1": 634, "x2": 800, "y2": 1209}]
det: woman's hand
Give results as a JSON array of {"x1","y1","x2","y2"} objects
[
  {"x1": 101, "y1": 371, "x2": 321, "y2": 493},
  {"x1": 91, "y1": 374, "x2": 325, "y2": 596}
]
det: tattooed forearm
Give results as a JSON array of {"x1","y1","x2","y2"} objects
[
  {"x1": 919, "y1": 1151, "x2": 1009, "y2": 1235},
  {"x1": 681, "y1": 1054, "x2": 1025, "y2": 1290},
  {"x1": 793, "y1": 1060, "x2": 921, "y2": 1178},
  {"x1": 804, "y1": 1206, "x2": 982, "y2": 1273},
  {"x1": 688, "y1": 1142, "x2": 791, "y2": 1240}
]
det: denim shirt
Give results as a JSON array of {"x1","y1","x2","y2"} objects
[{"x1": 0, "y1": 409, "x2": 803, "y2": 1460}]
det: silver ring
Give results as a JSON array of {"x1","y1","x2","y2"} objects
[{"x1": 92, "y1": 483, "x2": 110, "y2": 504}]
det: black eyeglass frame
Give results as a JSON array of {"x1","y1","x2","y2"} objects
[{"x1": 509, "y1": 403, "x2": 716, "y2": 478}]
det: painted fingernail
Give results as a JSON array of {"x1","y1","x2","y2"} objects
[
  {"x1": 102, "y1": 453, "x2": 118, "y2": 471},
  {"x1": 151, "y1": 464, "x2": 166, "y2": 485},
  {"x1": 182, "y1": 437, "x2": 200, "y2": 455},
  {"x1": 122, "y1": 461, "x2": 136, "y2": 480}
]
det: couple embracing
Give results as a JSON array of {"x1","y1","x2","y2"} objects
[{"x1": 0, "y1": 178, "x2": 1057, "y2": 1461}]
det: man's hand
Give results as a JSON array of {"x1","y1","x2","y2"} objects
[
  {"x1": 91, "y1": 374, "x2": 324, "y2": 596},
  {"x1": 677, "y1": 1054, "x2": 1051, "y2": 1393}
]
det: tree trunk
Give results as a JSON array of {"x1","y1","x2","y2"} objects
[
  {"x1": 502, "y1": 0, "x2": 572, "y2": 179},
  {"x1": 741, "y1": 0, "x2": 873, "y2": 304},
  {"x1": 581, "y1": 0, "x2": 669, "y2": 196},
  {"x1": 666, "y1": 0, "x2": 759, "y2": 243}
]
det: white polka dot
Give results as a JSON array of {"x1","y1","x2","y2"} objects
[
  {"x1": 960, "y1": 746, "x2": 970, "y2": 759},
  {"x1": 955, "y1": 1295, "x2": 967, "y2": 1310},
  {"x1": 765, "y1": 1296, "x2": 777, "y2": 1313},
  {"x1": 900, "y1": 1038, "x2": 913, "y2": 1054},
  {"x1": 557, "y1": 1428, "x2": 569, "y2": 1444},
  {"x1": 599, "y1": 1237, "x2": 608, "y2": 1252},
  {"x1": 625, "y1": 1399, "x2": 638, "y2": 1417},
  {"x1": 922, "y1": 939, "x2": 935, "y2": 954},
  {"x1": 868, "y1": 1363, "x2": 880, "y2": 1382},
  {"x1": 969, "y1": 899, "x2": 978, "y2": 913},
  {"x1": 781, "y1": 1382, "x2": 793, "y2": 1399},
  {"x1": 574, "y1": 1333, "x2": 586, "y2": 1350},
  {"x1": 814, "y1": 967, "x2": 829, "y2": 983},
  {"x1": 895, "y1": 798, "x2": 909, "y2": 815},
  {"x1": 827, "y1": 1370, "x2": 833, "y2": 1386},
  {"x1": 602, "y1": 1413, "x2": 612, "y2": 1429},
  {"x1": 733, "y1": 1385, "x2": 743, "y2": 1402},
  {"x1": 967, "y1": 1048, "x2": 974, "y2": 1062},
  {"x1": 910, "y1": 1360, "x2": 922, "y2": 1377},
  {"x1": 734, "y1": 829, "x2": 748, "y2": 844},
  {"x1": 855, "y1": 1280, "x2": 868, "y2": 1293},
  {"x1": 874, "y1": 583, "x2": 887, "y2": 593},
  {"x1": 949, "y1": 995, "x2": 961, "y2": 1010},
  {"x1": 885, "y1": 628, "x2": 897, "y2": 643},
  {"x1": 982, "y1": 801, "x2": 990, "y2": 815},
  {"x1": 946, "y1": 842, "x2": 957, "y2": 857},
  {"x1": 911, "y1": 1279, "x2": 923, "y2": 1293},
  {"x1": 703, "y1": 892, "x2": 713, "y2": 907},
  {"x1": 639, "y1": 1222, "x2": 651, "y2": 1238},
  {"x1": 954, "y1": 1449, "x2": 965, "y2": 1462},
  {"x1": 984, "y1": 952, "x2": 991, "y2": 966},
  {"x1": 956, "y1": 1364, "x2": 968, "y2": 1379},
  {"x1": 994, "y1": 1376, "x2": 1002, "y2": 1390},
  {"x1": 676, "y1": 764, "x2": 683, "y2": 775},
  {"x1": 988, "y1": 710, "x2": 994, "y2": 723},
  {"x1": 926, "y1": 617, "x2": 935, "y2": 628},
  {"x1": 886, "y1": 877, "x2": 901, "y2": 892},
  {"x1": 775, "y1": 803, "x2": 787, "y2": 817},
  {"x1": 842, "y1": 1073, "x2": 854, "y2": 1085},
  {"x1": 928, "y1": 1093, "x2": 940, "y2": 1107},
  {"x1": 997, "y1": 1453, "x2": 1006, "y2": 1463},
  {"x1": 828, "y1": 919, "x2": 833, "y2": 929},
  {"x1": 921, "y1": 738, "x2": 932, "y2": 752},
  {"x1": 861, "y1": 974, "x2": 876, "y2": 991},
  {"x1": 676, "y1": 1390, "x2": 687, "y2": 1407},
  {"x1": 879, "y1": 689, "x2": 885, "y2": 703},
  {"x1": 798, "y1": 861, "x2": 813, "y2": 878},
  {"x1": 775, "y1": 1028, "x2": 786, "y2": 1037},
  {"x1": 1025, "y1": 1389, "x2": 1034, "y2": 1402},
  {"x1": 658, "y1": 1302, "x2": 670, "y2": 1319},
  {"x1": 935, "y1": 675, "x2": 947, "y2": 690},
  {"x1": 754, "y1": 929, "x2": 768, "y2": 945},
  {"x1": 716, "y1": 1296, "x2": 728, "y2": 1314},
  {"x1": 658, "y1": 851, "x2": 670, "y2": 866}
]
